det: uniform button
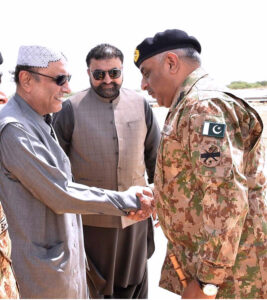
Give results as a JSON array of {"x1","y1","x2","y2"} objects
[
  {"x1": 110, "y1": 121, "x2": 113, "y2": 124},
  {"x1": 115, "y1": 152, "x2": 118, "y2": 155},
  {"x1": 113, "y1": 136, "x2": 117, "y2": 140}
]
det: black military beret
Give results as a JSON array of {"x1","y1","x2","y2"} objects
[
  {"x1": 134, "y1": 29, "x2": 201, "y2": 68},
  {"x1": 0, "y1": 51, "x2": 3, "y2": 65}
]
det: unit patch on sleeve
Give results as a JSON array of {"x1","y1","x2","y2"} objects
[
  {"x1": 200, "y1": 144, "x2": 221, "y2": 167},
  {"x1": 202, "y1": 121, "x2": 226, "y2": 138}
]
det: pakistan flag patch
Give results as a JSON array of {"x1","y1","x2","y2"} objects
[{"x1": 202, "y1": 121, "x2": 226, "y2": 138}]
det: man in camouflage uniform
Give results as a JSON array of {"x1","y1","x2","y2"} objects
[
  {"x1": 134, "y1": 29, "x2": 267, "y2": 298},
  {"x1": 0, "y1": 50, "x2": 19, "y2": 298}
]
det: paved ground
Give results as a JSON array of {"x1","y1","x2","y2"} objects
[{"x1": 148, "y1": 102, "x2": 267, "y2": 299}]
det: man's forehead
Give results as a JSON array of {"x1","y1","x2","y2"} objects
[
  {"x1": 90, "y1": 57, "x2": 122, "y2": 68},
  {"x1": 140, "y1": 55, "x2": 157, "y2": 73}
]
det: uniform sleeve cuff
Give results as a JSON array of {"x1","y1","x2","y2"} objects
[{"x1": 197, "y1": 262, "x2": 227, "y2": 285}]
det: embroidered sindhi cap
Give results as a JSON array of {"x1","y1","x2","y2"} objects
[
  {"x1": 16, "y1": 45, "x2": 66, "y2": 68},
  {"x1": 134, "y1": 29, "x2": 201, "y2": 68},
  {"x1": 0, "y1": 51, "x2": 3, "y2": 65}
]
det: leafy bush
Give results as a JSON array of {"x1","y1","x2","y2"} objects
[{"x1": 227, "y1": 81, "x2": 267, "y2": 89}]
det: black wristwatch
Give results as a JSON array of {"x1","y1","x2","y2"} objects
[{"x1": 197, "y1": 278, "x2": 219, "y2": 296}]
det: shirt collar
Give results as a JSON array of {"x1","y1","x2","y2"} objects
[
  {"x1": 13, "y1": 93, "x2": 51, "y2": 134},
  {"x1": 169, "y1": 67, "x2": 208, "y2": 111}
]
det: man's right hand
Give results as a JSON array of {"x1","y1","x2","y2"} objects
[{"x1": 127, "y1": 187, "x2": 155, "y2": 221}]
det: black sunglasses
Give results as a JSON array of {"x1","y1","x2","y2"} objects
[
  {"x1": 27, "y1": 70, "x2": 71, "y2": 86},
  {"x1": 91, "y1": 68, "x2": 122, "y2": 81}
]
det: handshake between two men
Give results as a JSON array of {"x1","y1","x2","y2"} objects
[{"x1": 126, "y1": 186, "x2": 156, "y2": 222}]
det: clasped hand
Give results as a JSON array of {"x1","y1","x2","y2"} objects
[{"x1": 127, "y1": 187, "x2": 156, "y2": 221}]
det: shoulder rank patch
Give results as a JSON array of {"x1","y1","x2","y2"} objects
[{"x1": 202, "y1": 121, "x2": 226, "y2": 138}]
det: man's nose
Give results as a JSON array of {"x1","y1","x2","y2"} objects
[
  {"x1": 141, "y1": 78, "x2": 148, "y2": 91},
  {"x1": 103, "y1": 72, "x2": 112, "y2": 84},
  {"x1": 62, "y1": 81, "x2": 71, "y2": 94}
]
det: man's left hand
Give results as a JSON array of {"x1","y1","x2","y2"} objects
[{"x1": 182, "y1": 280, "x2": 216, "y2": 299}]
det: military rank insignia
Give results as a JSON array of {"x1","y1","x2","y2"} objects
[{"x1": 202, "y1": 121, "x2": 226, "y2": 138}]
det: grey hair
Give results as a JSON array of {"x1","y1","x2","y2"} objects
[
  {"x1": 175, "y1": 48, "x2": 201, "y2": 65},
  {"x1": 156, "y1": 48, "x2": 201, "y2": 65}
]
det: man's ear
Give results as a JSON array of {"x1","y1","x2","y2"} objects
[
  {"x1": 165, "y1": 52, "x2": 179, "y2": 74},
  {"x1": 19, "y1": 71, "x2": 33, "y2": 92}
]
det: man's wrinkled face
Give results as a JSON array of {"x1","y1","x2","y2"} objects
[
  {"x1": 88, "y1": 57, "x2": 123, "y2": 99},
  {"x1": 139, "y1": 54, "x2": 177, "y2": 108},
  {"x1": 29, "y1": 60, "x2": 71, "y2": 115}
]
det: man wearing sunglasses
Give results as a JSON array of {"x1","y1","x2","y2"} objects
[
  {"x1": 0, "y1": 45, "x2": 155, "y2": 299},
  {"x1": 53, "y1": 43, "x2": 160, "y2": 299}
]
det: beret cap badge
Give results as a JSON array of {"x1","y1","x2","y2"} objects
[{"x1": 134, "y1": 49, "x2": 140, "y2": 63}]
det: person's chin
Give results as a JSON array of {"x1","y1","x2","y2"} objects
[
  {"x1": 104, "y1": 93, "x2": 116, "y2": 98},
  {"x1": 100, "y1": 90, "x2": 118, "y2": 99},
  {"x1": 155, "y1": 96, "x2": 163, "y2": 106},
  {"x1": 53, "y1": 102, "x2": 63, "y2": 113},
  {"x1": 55, "y1": 96, "x2": 64, "y2": 102}
]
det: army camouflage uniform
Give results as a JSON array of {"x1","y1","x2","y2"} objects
[
  {"x1": 0, "y1": 204, "x2": 19, "y2": 298},
  {"x1": 155, "y1": 68, "x2": 267, "y2": 298}
]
